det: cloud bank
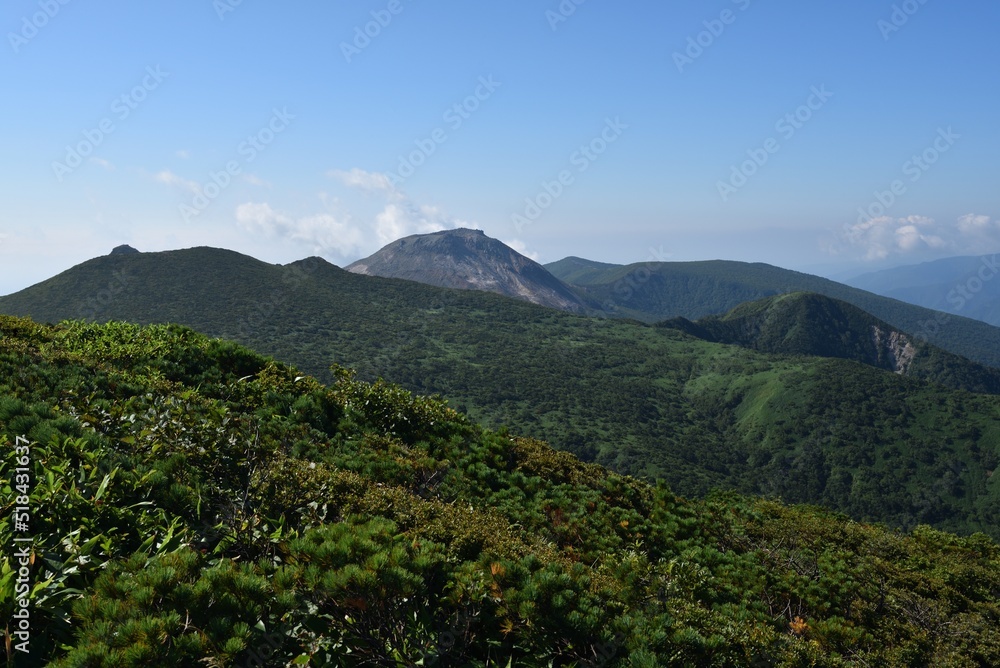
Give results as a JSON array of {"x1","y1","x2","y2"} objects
[
  {"x1": 236, "y1": 168, "x2": 469, "y2": 259},
  {"x1": 234, "y1": 202, "x2": 364, "y2": 257},
  {"x1": 839, "y1": 214, "x2": 1000, "y2": 261}
]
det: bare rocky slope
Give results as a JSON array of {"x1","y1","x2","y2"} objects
[{"x1": 347, "y1": 228, "x2": 590, "y2": 312}]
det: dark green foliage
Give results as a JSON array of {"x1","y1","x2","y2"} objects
[
  {"x1": 2, "y1": 253, "x2": 1000, "y2": 539},
  {"x1": 659, "y1": 292, "x2": 1000, "y2": 394},
  {"x1": 546, "y1": 256, "x2": 1000, "y2": 368},
  {"x1": 53, "y1": 550, "x2": 273, "y2": 667},
  {"x1": 0, "y1": 317, "x2": 999, "y2": 666}
]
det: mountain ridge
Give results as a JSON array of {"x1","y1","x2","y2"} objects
[
  {"x1": 846, "y1": 254, "x2": 1000, "y2": 327},
  {"x1": 659, "y1": 291, "x2": 1000, "y2": 393},
  {"x1": 347, "y1": 228, "x2": 590, "y2": 313},
  {"x1": 546, "y1": 256, "x2": 1000, "y2": 368},
  {"x1": 4, "y1": 246, "x2": 1000, "y2": 539}
]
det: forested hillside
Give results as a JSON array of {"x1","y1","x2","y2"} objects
[
  {"x1": 546, "y1": 257, "x2": 1000, "y2": 368},
  {"x1": 2, "y1": 316, "x2": 1000, "y2": 666},
  {"x1": 3, "y1": 249, "x2": 1000, "y2": 539},
  {"x1": 659, "y1": 292, "x2": 1000, "y2": 394}
]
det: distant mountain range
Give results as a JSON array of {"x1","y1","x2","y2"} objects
[
  {"x1": 846, "y1": 254, "x2": 1000, "y2": 327},
  {"x1": 8, "y1": 230, "x2": 1000, "y2": 368},
  {"x1": 4, "y1": 238, "x2": 1000, "y2": 538},
  {"x1": 545, "y1": 256, "x2": 1000, "y2": 368}
]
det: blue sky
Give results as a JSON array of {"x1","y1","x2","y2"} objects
[{"x1": 2, "y1": 0, "x2": 998, "y2": 294}]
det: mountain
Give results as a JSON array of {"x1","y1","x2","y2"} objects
[
  {"x1": 4, "y1": 317, "x2": 1000, "y2": 665},
  {"x1": 846, "y1": 254, "x2": 1000, "y2": 327},
  {"x1": 547, "y1": 257, "x2": 1000, "y2": 368},
  {"x1": 660, "y1": 292, "x2": 1000, "y2": 394},
  {"x1": 4, "y1": 247, "x2": 1000, "y2": 539},
  {"x1": 347, "y1": 228, "x2": 589, "y2": 312},
  {"x1": 544, "y1": 256, "x2": 623, "y2": 286}
]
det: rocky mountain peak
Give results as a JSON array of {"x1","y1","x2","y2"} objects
[
  {"x1": 347, "y1": 229, "x2": 589, "y2": 313},
  {"x1": 110, "y1": 245, "x2": 140, "y2": 255}
]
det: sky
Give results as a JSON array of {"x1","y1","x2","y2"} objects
[{"x1": 2, "y1": 0, "x2": 998, "y2": 295}]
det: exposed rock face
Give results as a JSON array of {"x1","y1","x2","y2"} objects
[
  {"x1": 110, "y1": 245, "x2": 140, "y2": 255},
  {"x1": 667, "y1": 292, "x2": 936, "y2": 378},
  {"x1": 873, "y1": 326, "x2": 917, "y2": 374},
  {"x1": 347, "y1": 229, "x2": 588, "y2": 312}
]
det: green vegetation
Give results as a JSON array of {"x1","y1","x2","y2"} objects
[
  {"x1": 546, "y1": 257, "x2": 1000, "y2": 368},
  {"x1": 3, "y1": 249, "x2": 1000, "y2": 540},
  {"x1": 2, "y1": 316, "x2": 1000, "y2": 666},
  {"x1": 659, "y1": 292, "x2": 1000, "y2": 394}
]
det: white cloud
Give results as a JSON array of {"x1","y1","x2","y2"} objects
[
  {"x1": 903, "y1": 214, "x2": 935, "y2": 228},
  {"x1": 374, "y1": 204, "x2": 413, "y2": 245},
  {"x1": 242, "y1": 174, "x2": 271, "y2": 188},
  {"x1": 333, "y1": 167, "x2": 468, "y2": 244},
  {"x1": 503, "y1": 238, "x2": 540, "y2": 261},
  {"x1": 89, "y1": 157, "x2": 115, "y2": 171},
  {"x1": 234, "y1": 202, "x2": 290, "y2": 234},
  {"x1": 329, "y1": 168, "x2": 400, "y2": 198},
  {"x1": 839, "y1": 213, "x2": 1000, "y2": 261},
  {"x1": 235, "y1": 202, "x2": 363, "y2": 256},
  {"x1": 957, "y1": 213, "x2": 996, "y2": 234},
  {"x1": 176, "y1": 150, "x2": 190, "y2": 159},
  {"x1": 373, "y1": 202, "x2": 458, "y2": 245},
  {"x1": 894, "y1": 224, "x2": 944, "y2": 252},
  {"x1": 237, "y1": 168, "x2": 474, "y2": 260},
  {"x1": 153, "y1": 169, "x2": 201, "y2": 195}
]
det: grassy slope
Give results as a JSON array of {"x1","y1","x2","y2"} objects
[
  {"x1": 545, "y1": 258, "x2": 1000, "y2": 368},
  {"x1": 3, "y1": 250, "x2": 1000, "y2": 538},
  {"x1": 1, "y1": 316, "x2": 1000, "y2": 666}
]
